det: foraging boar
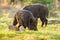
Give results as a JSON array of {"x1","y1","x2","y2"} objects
[{"x1": 13, "y1": 10, "x2": 38, "y2": 31}]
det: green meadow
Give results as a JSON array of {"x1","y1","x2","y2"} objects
[
  {"x1": 0, "y1": 16, "x2": 60, "y2": 40},
  {"x1": 0, "y1": 9, "x2": 60, "y2": 40},
  {"x1": 0, "y1": 0, "x2": 59, "y2": 40}
]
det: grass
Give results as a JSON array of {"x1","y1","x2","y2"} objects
[
  {"x1": 0, "y1": 17, "x2": 60, "y2": 40},
  {"x1": 0, "y1": 9, "x2": 60, "y2": 40}
]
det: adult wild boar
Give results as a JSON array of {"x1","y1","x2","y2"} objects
[
  {"x1": 23, "y1": 4, "x2": 49, "y2": 27},
  {"x1": 13, "y1": 10, "x2": 38, "y2": 31}
]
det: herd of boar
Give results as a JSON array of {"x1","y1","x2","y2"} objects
[{"x1": 9, "y1": 4, "x2": 49, "y2": 31}]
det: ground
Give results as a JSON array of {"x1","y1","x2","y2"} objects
[
  {"x1": 0, "y1": 9, "x2": 60, "y2": 40},
  {"x1": 0, "y1": 17, "x2": 60, "y2": 40}
]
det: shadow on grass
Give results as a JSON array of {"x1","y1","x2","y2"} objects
[
  {"x1": 16, "y1": 31, "x2": 60, "y2": 40},
  {"x1": 48, "y1": 20, "x2": 60, "y2": 24},
  {"x1": 6, "y1": 34, "x2": 17, "y2": 38},
  {"x1": 0, "y1": 34, "x2": 5, "y2": 39},
  {"x1": 0, "y1": 31, "x2": 60, "y2": 40}
]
